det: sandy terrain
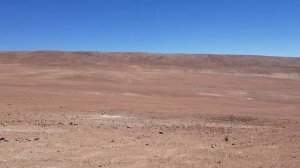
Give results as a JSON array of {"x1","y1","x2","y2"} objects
[{"x1": 0, "y1": 51, "x2": 299, "y2": 168}]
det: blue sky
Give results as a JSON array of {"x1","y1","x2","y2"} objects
[{"x1": 0, "y1": 0, "x2": 299, "y2": 57}]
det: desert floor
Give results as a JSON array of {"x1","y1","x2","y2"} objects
[{"x1": 0, "y1": 52, "x2": 299, "y2": 168}]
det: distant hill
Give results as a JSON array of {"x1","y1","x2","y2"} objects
[{"x1": 0, "y1": 51, "x2": 299, "y2": 74}]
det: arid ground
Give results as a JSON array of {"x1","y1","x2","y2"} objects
[{"x1": 0, "y1": 51, "x2": 299, "y2": 168}]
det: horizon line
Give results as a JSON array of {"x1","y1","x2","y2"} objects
[{"x1": 0, "y1": 50, "x2": 299, "y2": 58}]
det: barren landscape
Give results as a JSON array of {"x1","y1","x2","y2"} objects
[{"x1": 0, "y1": 51, "x2": 299, "y2": 168}]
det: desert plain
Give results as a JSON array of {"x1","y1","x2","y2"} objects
[{"x1": 0, "y1": 51, "x2": 299, "y2": 168}]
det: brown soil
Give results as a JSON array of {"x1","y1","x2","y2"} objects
[{"x1": 0, "y1": 51, "x2": 299, "y2": 168}]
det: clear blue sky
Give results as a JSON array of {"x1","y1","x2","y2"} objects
[{"x1": 0, "y1": 0, "x2": 299, "y2": 57}]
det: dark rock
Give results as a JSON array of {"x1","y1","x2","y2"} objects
[
  {"x1": 69, "y1": 122, "x2": 78, "y2": 126},
  {"x1": 0, "y1": 137, "x2": 8, "y2": 142},
  {"x1": 159, "y1": 131, "x2": 164, "y2": 134}
]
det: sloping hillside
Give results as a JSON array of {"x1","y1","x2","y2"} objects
[{"x1": 0, "y1": 51, "x2": 299, "y2": 74}]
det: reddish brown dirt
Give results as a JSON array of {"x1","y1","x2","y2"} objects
[{"x1": 0, "y1": 51, "x2": 299, "y2": 168}]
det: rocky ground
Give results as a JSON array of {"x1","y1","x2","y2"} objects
[{"x1": 0, "y1": 52, "x2": 299, "y2": 167}]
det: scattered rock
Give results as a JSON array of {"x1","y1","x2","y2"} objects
[
  {"x1": 34, "y1": 138, "x2": 40, "y2": 141},
  {"x1": 110, "y1": 140, "x2": 114, "y2": 143},
  {"x1": 1, "y1": 122, "x2": 8, "y2": 126},
  {"x1": 15, "y1": 138, "x2": 31, "y2": 142},
  {"x1": 217, "y1": 161, "x2": 221, "y2": 164},
  {"x1": 159, "y1": 131, "x2": 164, "y2": 134},
  {"x1": 0, "y1": 137, "x2": 8, "y2": 142},
  {"x1": 211, "y1": 144, "x2": 216, "y2": 148},
  {"x1": 232, "y1": 143, "x2": 236, "y2": 146},
  {"x1": 69, "y1": 122, "x2": 78, "y2": 126},
  {"x1": 126, "y1": 126, "x2": 131, "y2": 129},
  {"x1": 225, "y1": 136, "x2": 229, "y2": 142},
  {"x1": 145, "y1": 143, "x2": 149, "y2": 146}
]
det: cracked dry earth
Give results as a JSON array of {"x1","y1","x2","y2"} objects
[{"x1": 0, "y1": 52, "x2": 300, "y2": 168}]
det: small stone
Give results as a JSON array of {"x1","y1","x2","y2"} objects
[
  {"x1": 34, "y1": 138, "x2": 40, "y2": 141},
  {"x1": 145, "y1": 143, "x2": 149, "y2": 146},
  {"x1": 0, "y1": 137, "x2": 6, "y2": 141},
  {"x1": 225, "y1": 136, "x2": 229, "y2": 141},
  {"x1": 1, "y1": 122, "x2": 8, "y2": 126},
  {"x1": 217, "y1": 161, "x2": 221, "y2": 164},
  {"x1": 69, "y1": 122, "x2": 78, "y2": 126},
  {"x1": 232, "y1": 143, "x2": 236, "y2": 146},
  {"x1": 211, "y1": 144, "x2": 216, "y2": 148},
  {"x1": 110, "y1": 140, "x2": 114, "y2": 143},
  {"x1": 159, "y1": 131, "x2": 164, "y2": 134}
]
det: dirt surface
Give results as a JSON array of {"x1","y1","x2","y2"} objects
[{"x1": 0, "y1": 51, "x2": 299, "y2": 168}]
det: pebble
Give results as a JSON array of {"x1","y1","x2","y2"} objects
[
  {"x1": 0, "y1": 137, "x2": 9, "y2": 142},
  {"x1": 15, "y1": 138, "x2": 31, "y2": 142},
  {"x1": 69, "y1": 122, "x2": 78, "y2": 126}
]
